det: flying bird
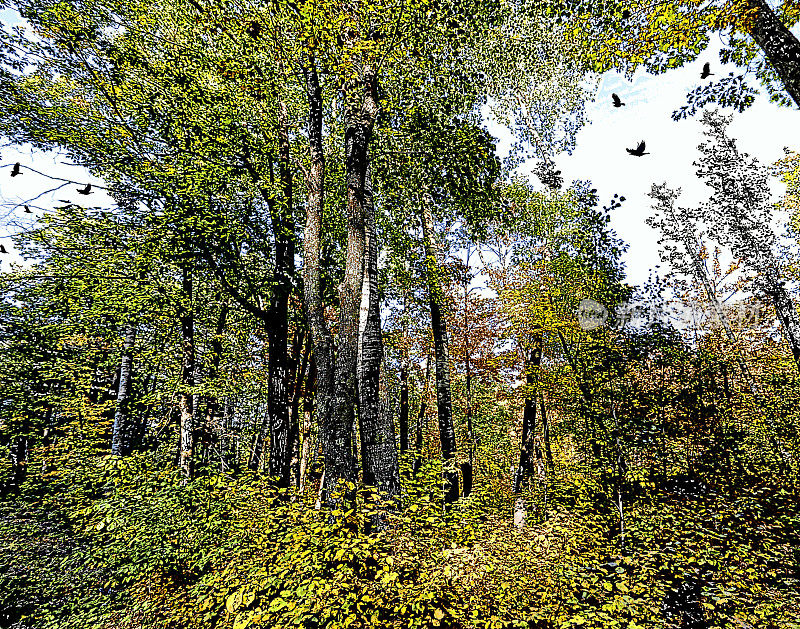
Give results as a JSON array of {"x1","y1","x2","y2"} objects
[
  {"x1": 612, "y1": 93, "x2": 625, "y2": 107},
  {"x1": 626, "y1": 141, "x2": 649, "y2": 156},
  {"x1": 10, "y1": 162, "x2": 21, "y2": 177},
  {"x1": 24, "y1": 205, "x2": 31, "y2": 213},
  {"x1": 0, "y1": 244, "x2": 7, "y2": 254},
  {"x1": 77, "y1": 183, "x2": 92, "y2": 195},
  {"x1": 700, "y1": 62, "x2": 714, "y2": 79},
  {"x1": 246, "y1": 20, "x2": 261, "y2": 38}
]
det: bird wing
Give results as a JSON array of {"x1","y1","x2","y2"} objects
[
  {"x1": 637, "y1": 141, "x2": 645, "y2": 152},
  {"x1": 703, "y1": 62, "x2": 710, "y2": 72},
  {"x1": 612, "y1": 93, "x2": 620, "y2": 103}
]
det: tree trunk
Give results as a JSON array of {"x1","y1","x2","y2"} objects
[
  {"x1": 513, "y1": 334, "x2": 543, "y2": 494},
  {"x1": 764, "y1": 267, "x2": 800, "y2": 370},
  {"x1": 111, "y1": 325, "x2": 136, "y2": 456},
  {"x1": 540, "y1": 394, "x2": 554, "y2": 471},
  {"x1": 413, "y1": 353, "x2": 432, "y2": 477},
  {"x1": 301, "y1": 59, "x2": 337, "y2": 500},
  {"x1": 255, "y1": 99, "x2": 296, "y2": 485},
  {"x1": 358, "y1": 167, "x2": 401, "y2": 510},
  {"x1": 399, "y1": 362, "x2": 409, "y2": 454},
  {"x1": 178, "y1": 263, "x2": 195, "y2": 479},
  {"x1": 420, "y1": 202, "x2": 459, "y2": 503},
  {"x1": 745, "y1": 0, "x2": 800, "y2": 108},
  {"x1": 322, "y1": 58, "x2": 380, "y2": 505}
]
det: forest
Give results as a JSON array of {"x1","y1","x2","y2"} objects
[{"x1": 0, "y1": 0, "x2": 800, "y2": 626}]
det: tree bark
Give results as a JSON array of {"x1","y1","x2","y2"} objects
[
  {"x1": 301, "y1": 59, "x2": 338, "y2": 502},
  {"x1": 763, "y1": 266, "x2": 800, "y2": 370},
  {"x1": 358, "y1": 167, "x2": 401, "y2": 509},
  {"x1": 420, "y1": 202, "x2": 459, "y2": 503},
  {"x1": 540, "y1": 394, "x2": 554, "y2": 471},
  {"x1": 413, "y1": 353, "x2": 432, "y2": 476},
  {"x1": 745, "y1": 0, "x2": 800, "y2": 108},
  {"x1": 399, "y1": 362, "x2": 409, "y2": 454},
  {"x1": 513, "y1": 334, "x2": 543, "y2": 494},
  {"x1": 178, "y1": 262, "x2": 195, "y2": 479},
  {"x1": 254, "y1": 99, "x2": 296, "y2": 484},
  {"x1": 110, "y1": 325, "x2": 136, "y2": 456}
]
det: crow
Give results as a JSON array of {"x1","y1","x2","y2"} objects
[
  {"x1": 612, "y1": 93, "x2": 625, "y2": 107},
  {"x1": 10, "y1": 162, "x2": 21, "y2": 177},
  {"x1": 626, "y1": 141, "x2": 649, "y2": 156},
  {"x1": 0, "y1": 244, "x2": 7, "y2": 253},
  {"x1": 700, "y1": 62, "x2": 714, "y2": 79},
  {"x1": 246, "y1": 20, "x2": 261, "y2": 38},
  {"x1": 77, "y1": 183, "x2": 92, "y2": 195},
  {"x1": 24, "y1": 205, "x2": 31, "y2": 213}
]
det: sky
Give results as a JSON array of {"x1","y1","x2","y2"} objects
[
  {"x1": 2, "y1": 14, "x2": 800, "y2": 288},
  {"x1": 485, "y1": 38, "x2": 800, "y2": 287}
]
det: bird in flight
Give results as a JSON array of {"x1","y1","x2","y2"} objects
[
  {"x1": 77, "y1": 183, "x2": 92, "y2": 195},
  {"x1": 10, "y1": 163, "x2": 21, "y2": 177},
  {"x1": 246, "y1": 21, "x2": 261, "y2": 38},
  {"x1": 626, "y1": 141, "x2": 649, "y2": 156},
  {"x1": 24, "y1": 205, "x2": 31, "y2": 213},
  {"x1": 0, "y1": 244, "x2": 7, "y2": 254},
  {"x1": 612, "y1": 93, "x2": 625, "y2": 107},
  {"x1": 700, "y1": 62, "x2": 714, "y2": 79}
]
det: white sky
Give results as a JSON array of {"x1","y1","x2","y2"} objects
[
  {"x1": 2, "y1": 12, "x2": 800, "y2": 287},
  {"x1": 486, "y1": 37, "x2": 800, "y2": 286}
]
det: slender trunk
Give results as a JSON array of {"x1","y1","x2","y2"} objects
[
  {"x1": 205, "y1": 303, "x2": 228, "y2": 463},
  {"x1": 399, "y1": 363, "x2": 409, "y2": 454},
  {"x1": 413, "y1": 353, "x2": 432, "y2": 476},
  {"x1": 461, "y1": 249, "x2": 474, "y2": 497},
  {"x1": 745, "y1": 0, "x2": 800, "y2": 108},
  {"x1": 256, "y1": 100, "x2": 295, "y2": 484},
  {"x1": 764, "y1": 267, "x2": 800, "y2": 370},
  {"x1": 298, "y1": 358, "x2": 316, "y2": 493},
  {"x1": 111, "y1": 326, "x2": 136, "y2": 456},
  {"x1": 513, "y1": 334, "x2": 543, "y2": 494},
  {"x1": 302, "y1": 59, "x2": 337, "y2": 500},
  {"x1": 291, "y1": 331, "x2": 310, "y2": 486},
  {"x1": 2, "y1": 432, "x2": 28, "y2": 495},
  {"x1": 358, "y1": 168, "x2": 401, "y2": 510},
  {"x1": 179, "y1": 263, "x2": 195, "y2": 479},
  {"x1": 421, "y1": 203, "x2": 459, "y2": 503},
  {"x1": 540, "y1": 395, "x2": 554, "y2": 470}
]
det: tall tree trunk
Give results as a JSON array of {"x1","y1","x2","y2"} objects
[
  {"x1": 321, "y1": 58, "x2": 380, "y2": 505},
  {"x1": 764, "y1": 266, "x2": 800, "y2": 370},
  {"x1": 461, "y1": 245, "x2": 475, "y2": 498},
  {"x1": 178, "y1": 262, "x2": 195, "y2": 479},
  {"x1": 745, "y1": 0, "x2": 800, "y2": 108},
  {"x1": 111, "y1": 326, "x2": 136, "y2": 456},
  {"x1": 420, "y1": 202, "x2": 459, "y2": 503},
  {"x1": 540, "y1": 394, "x2": 554, "y2": 471},
  {"x1": 513, "y1": 334, "x2": 543, "y2": 494},
  {"x1": 399, "y1": 362, "x2": 409, "y2": 454},
  {"x1": 205, "y1": 303, "x2": 228, "y2": 466},
  {"x1": 301, "y1": 59, "x2": 337, "y2": 499},
  {"x1": 413, "y1": 353, "x2": 432, "y2": 476},
  {"x1": 358, "y1": 168, "x2": 401, "y2": 510},
  {"x1": 257, "y1": 100, "x2": 296, "y2": 484},
  {"x1": 298, "y1": 357, "x2": 316, "y2": 493}
]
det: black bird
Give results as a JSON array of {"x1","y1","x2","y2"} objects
[
  {"x1": 77, "y1": 183, "x2": 92, "y2": 195},
  {"x1": 246, "y1": 20, "x2": 261, "y2": 38},
  {"x1": 0, "y1": 244, "x2": 7, "y2": 254},
  {"x1": 10, "y1": 162, "x2": 21, "y2": 177},
  {"x1": 612, "y1": 93, "x2": 625, "y2": 107},
  {"x1": 626, "y1": 141, "x2": 649, "y2": 156},
  {"x1": 700, "y1": 62, "x2": 714, "y2": 79},
  {"x1": 24, "y1": 205, "x2": 31, "y2": 213}
]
